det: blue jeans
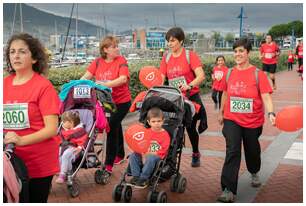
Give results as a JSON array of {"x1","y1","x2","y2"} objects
[{"x1": 129, "y1": 153, "x2": 160, "y2": 180}]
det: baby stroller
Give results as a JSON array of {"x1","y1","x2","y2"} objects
[
  {"x1": 58, "y1": 81, "x2": 114, "y2": 197},
  {"x1": 112, "y1": 86, "x2": 188, "y2": 203},
  {"x1": 3, "y1": 143, "x2": 29, "y2": 203}
]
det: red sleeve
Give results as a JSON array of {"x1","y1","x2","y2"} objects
[
  {"x1": 259, "y1": 45, "x2": 263, "y2": 54},
  {"x1": 219, "y1": 69, "x2": 228, "y2": 91},
  {"x1": 189, "y1": 51, "x2": 202, "y2": 71},
  {"x1": 159, "y1": 55, "x2": 167, "y2": 76},
  {"x1": 87, "y1": 58, "x2": 99, "y2": 76},
  {"x1": 72, "y1": 133, "x2": 88, "y2": 147},
  {"x1": 157, "y1": 131, "x2": 170, "y2": 159},
  {"x1": 38, "y1": 82, "x2": 60, "y2": 116},
  {"x1": 258, "y1": 70, "x2": 273, "y2": 94},
  {"x1": 118, "y1": 56, "x2": 130, "y2": 79}
]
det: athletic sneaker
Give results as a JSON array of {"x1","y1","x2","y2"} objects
[
  {"x1": 135, "y1": 178, "x2": 149, "y2": 189},
  {"x1": 114, "y1": 156, "x2": 125, "y2": 165},
  {"x1": 105, "y1": 165, "x2": 113, "y2": 174},
  {"x1": 251, "y1": 173, "x2": 261, "y2": 187},
  {"x1": 191, "y1": 152, "x2": 201, "y2": 167},
  {"x1": 217, "y1": 188, "x2": 236, "y2": 203},
  {"x1": 129, "y1": 176, "x2": 139, "y2": 185},
  {"x1": 55, "y1": 174, "x2": 66, "y2": 184}
]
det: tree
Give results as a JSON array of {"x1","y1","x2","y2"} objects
[
  {"x1": 212, "y1": 31, "x2": 222, "y2": 42},
  {"x1": 224, "y1": 32, "x2": 235, "y2": 43},
  {"x1": 268, "y1": 20, "x2": 303, "y2": 39}
]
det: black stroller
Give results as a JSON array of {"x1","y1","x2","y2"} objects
[
  {"x1": 58, "y1": 82, "x2": 115, "y2": 197},
  {"x1": 112, "y1": 86, "x2": 188, "y2": 203}
]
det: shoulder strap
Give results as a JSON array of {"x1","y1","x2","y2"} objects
[
  {"x1": 226, "y1": 68, "x2": 233, "y2": 83},
  {"x1": 255, "y1": 67, "x2": 259, "y2": 88},
  {"x1": 165, "y1": 51, "x2": 172, "y2": 64},
  {"x1": 95, "y1": 58, "x2": 100, "y2": 68},
  {"x1": 185, "y1": 49, "x2": 190, "y2": 65}
]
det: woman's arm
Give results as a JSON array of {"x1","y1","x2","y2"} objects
[
  {"x1": 4, "y1": 115, "x2": 59, "y2": 146},
  {"x1": 80, "y1": 71, "x2": 94, "y2": 80},
  {"x1": 261, "y1": 93, "x2": 276, "y2": 125},
  {"x1": 97, "y1": 75, "x2": 128, "y2": 88},
  {"x1": 218, "y1": 91, "x2": 227, "y2": 125},
  {"x1": 180, "y1": 66, "x2": 205, "y2": 91}
]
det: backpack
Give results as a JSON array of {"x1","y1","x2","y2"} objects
[{"x1": 226, "y1": 67, "x2": 260, "y2": 90}]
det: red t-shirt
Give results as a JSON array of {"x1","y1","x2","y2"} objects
[
  {"x1": 4, "y1": 73, "x2": 60, "y2": 178},
  {"x1": 87, "y1": 56, "x2": 131, "y2": 104},
  {"x1": 288, "y1": 54, "x2": 294, "y2": 63},
  {"x1": 260, "y1": 42, "x2": 279, "y2": 64},
  {"x1": 219, "y1": 66, "x2": 273, "y2": 128},
  {"x1": 212, "y1": 65, "x2": 228, "y2": 91},
  {"x1": 147, "y1": 129, "x2": 170, "y2": 159},
  {"x1": 159, "y1": 48, "x2": 203, "y2": 96},
  {"x1": 297, "y1": 44, "x2": 303, "y2": 58}
]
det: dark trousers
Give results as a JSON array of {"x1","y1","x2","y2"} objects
[
  {"x1": 105, "y1": 101, "x2": 131, "y2": 166},
  {"x1": 288, "y1": 62, "x2": 293, "y2": 71},
  {"x1": 211, "y1": 89, "x2": 223, "y2": 109},
  {"x1": 29, "y1": 175, "x2": 53, "y2": 203},
  {"x1": 186, "y1": 93, "x2": 207, "y2": 153},
  {"x1": 221, "y1": 119, "x2": 262, "y2": 194},
  {"x1": 298, "y1": 58, "x2": 303, "y2": 68}
]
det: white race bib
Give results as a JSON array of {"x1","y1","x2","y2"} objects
[
  {"x1": 73, "y1": 85, "x2": 91, "y2": 98},
  {"x1": 298, "y1": 51, "x2": 303, "y2": 56},
  {"x1": 3, "y1": 103, "x2": 30, "y2": 130},
  {"x1": 265, "y1": 53, "x2": 274, "y2": 59},
  {"x1": 214, "y1": 71, "x2": 224, "y2": 81},
  {"x1": 168, "y1": 76, "x2": 187, "y2": 89},
  {"x1": 230, "y1": 97, "x2": 253, "y2": 113}
]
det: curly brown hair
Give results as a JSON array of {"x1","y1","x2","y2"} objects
[
  {"x1": 5, "y1": 33, "x2": 48, "y2": 75},
  {"x1": 99, "y1": 36, "x2": 119, "y2": 59}
]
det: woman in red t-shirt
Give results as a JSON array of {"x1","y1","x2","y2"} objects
[
  {"x1": 211, "y1": 55, "x2": 228, "y2": 110},
  {"x1": 287, "y1": 50, "x2": 294, "y2": 71},
  {"x1": 159, "y1": 27, "x2": 208, "y2": 167},
  {"x1": 216, "y1": 38, "x2": 276, "y2": 203},
  {"x1": 4, "y1": 33, "x2": 60, "y2": 203},
  {"x1": 81, "y1": 36, "x2": 131, "y2": 174}
]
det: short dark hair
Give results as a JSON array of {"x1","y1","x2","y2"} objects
[
  {"x1": 147, "y1": 107, "x2": 164, "y2": 121},
  {"x1": 266, "y1": 34, "x2": 273, "y2": 40},
  {"x1": 165, "y1": 27, "x2": 185, "y2": 43},
  {"x1": 215, "y1": 55, "x2": 225, "y2": 64},
  {"x1": 233, "y1": 38, "x2": 252, "y2": 53},
  {"x1": 5, "y1": 33, "x2": 48, "y2": 75}
]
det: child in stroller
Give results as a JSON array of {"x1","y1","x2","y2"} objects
[
  {"x1": 56, "y1": 111, "x2": 88, "y2": 184},
  {"x1": 113, "y1": 86, "x2": 188, "y2": 203},
  {"x1": 128, "y1": 107, "x2": 170, "y2": 188}
]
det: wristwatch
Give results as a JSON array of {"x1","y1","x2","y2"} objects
[{"x1": 268, "y1": 112, "x2": 276, "y2": 117}]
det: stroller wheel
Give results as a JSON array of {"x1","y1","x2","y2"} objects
[
  {"x1": 170, "y1": 175, "x2": 178, "y2": 192},
  {"x1": 67, "y1": 183, "x2": 79, "y2": 198},
  {"x1": 121, "y1": 185, "x2": 132, "y2": 203},
  {"x1": 147, "y1": 190, "x2": 159, "y2": 203},
  {"x1": 112, "y1": 184, "x2": 123, "y2": 202},
  {"x1": 157, "y1": 191, "x2": 167, "y2": 203},
  {"x1": 177, "y1": 176, "x2": 187, "y2": 193},
  {"x1": 94, "y1": 170, "x2": 110, "y2": 185}
]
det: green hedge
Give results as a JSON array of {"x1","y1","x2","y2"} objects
[{"x1": 48, "y1": 53, "x2": 288, "y2": 98}]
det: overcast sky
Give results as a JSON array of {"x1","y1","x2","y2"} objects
[{"x1": 29, "y1": 3, "x2": 303, "y2": 34}]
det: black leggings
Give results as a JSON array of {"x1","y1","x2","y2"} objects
[
  {"x1": 221, "y1": 119, "x2": 262, "y2": 194},
  {"x1": 211, "y1": 89, "x2": 223, "y2": 109},
  {"x1": 298, "y1": 58, "x2": 303, "y2": 68},
  {"x1": 29, "y1": 175, "x2": 53, "y2": 203},
  {"x1": 105, "y1": 101, "x2": 131, "y2": 166},
  {"x1": 186, "y1": 93, "x2": 207, "y2": 153}
]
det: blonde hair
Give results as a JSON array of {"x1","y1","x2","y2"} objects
[
  {"x1": 62, "y1": 111, "x2": 80, "y2": 127},
  {"x1": 99, "y1": 36, "x2": 119, "y2": 59}
]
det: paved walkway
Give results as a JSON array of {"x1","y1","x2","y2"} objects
[{"x1": 48, "y1": 68, "x2": 303, "y2": 203}]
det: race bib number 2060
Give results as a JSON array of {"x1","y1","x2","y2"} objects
[{"x1": 3, "y1": 103, "x2": 30, "y2": 130}]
